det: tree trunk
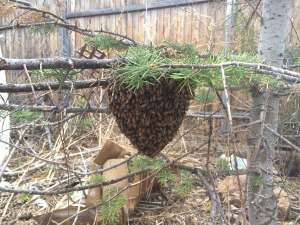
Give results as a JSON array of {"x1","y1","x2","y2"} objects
[{"x1": 247, "y1": 1, "x2": 289, "y2": 225}]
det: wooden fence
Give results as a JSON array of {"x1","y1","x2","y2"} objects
[{"x1": 0, "y1": 0, "x2": 300, "y2": 82}]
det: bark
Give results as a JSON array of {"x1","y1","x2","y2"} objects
[{"x1": 247, "y1": 1, "x2": 289, "y2": 225}]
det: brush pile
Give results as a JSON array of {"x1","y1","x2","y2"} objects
[{"x1": 108, "y1": 78, "x2": 191, "y2": 156}]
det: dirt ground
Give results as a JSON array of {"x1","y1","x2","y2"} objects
[{"x1": 0, "y1": 113, "x2": 299, "y2": 225}]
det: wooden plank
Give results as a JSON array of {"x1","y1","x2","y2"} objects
[
  {"x1": 184, "y1": 5, "x2": 193, "y2": 43},
  {"x1": 162, "y1": 7, "x2": 171, "y2": 41},
  {"x1": 66, "y1": 0, "x2": 215, "y2": 19},
  {"x1": 176, "y1": 7, "x2": 185, "y2": 42},
  {"x1": 191, "y1": 5, "x2": 201, "y2": 46},
  {"x1": 169, "y1": 7, "x2": 177, "y2": 42},
  {"x1": 156, "y1": 9, "x2": 164, "y2": 44},
  {"x1": 137, "y1": 11, "x2": 145, "y2": 43},
  {"x1": 148, "y1": 8, "x2": 157, "y2": 45},
  {"x1": 132, "y1": 14, "x2": 139, "y2": 41}
]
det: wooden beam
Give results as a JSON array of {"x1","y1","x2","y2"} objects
[{"x1": 65, "y1": 0, "x2": 213, "y2": 19}]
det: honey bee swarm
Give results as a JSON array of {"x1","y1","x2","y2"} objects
[{"x1": 108, "y1": 78, "x2": 191, "y2": 157}]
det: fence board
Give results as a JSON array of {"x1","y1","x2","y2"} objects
[
  {"x1": 1, "y1": 0, "x2": 299, "y2": 64},
  {"x1": 66, "y1": 0, "x2": 212, "y2": 18}
]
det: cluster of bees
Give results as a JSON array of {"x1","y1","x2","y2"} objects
[{"x1": 108, "y1": 78, "x2": 191, "y2": 156}]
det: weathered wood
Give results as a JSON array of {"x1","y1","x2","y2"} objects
[
  {"x1": 0, "y1": 79, "x2": 110, "y2": 92},
  {"x1": 65, "y1": 0, "x2": 212, "y2": 18},
  {"x1": 0, "y1": 57, "x2": 119, "y2": 70}
]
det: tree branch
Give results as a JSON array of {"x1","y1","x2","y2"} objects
[
  {"x1": 0, "y1": 57, "x2": 119, "y2": 70},
  {"x1": 1, "y1": 59, "x2": 300, "y2": 84},
  {"x1": 0, "y1": 79, "x2": 110, "y2": 92},
  {"x1": 0, "y1": 103, "x2": 250, "y2": 120},
  {"x1": 16, "y1": 6, "x2": 66, "y2": 23},
  {"x1": 0, "y1": 21, "x2": 137, "y2": 45},
  {"x1": 0, "y1": 104, "x2": 109, "y2": 113}
]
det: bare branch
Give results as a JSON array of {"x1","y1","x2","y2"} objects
[
  {"x1": 0, "y1": 141, "x2": 209, "y2": 195},
  {"x1": 0, "y1": 103, "x2": 109, "y2": 113},
  {"x1": 1, "y1": 59, "x2": 300, "y2": 84},
  {"x1": 16, "y1": 5, "x2": 66, "y2": 23},
  {"x1": 265, "y1": 125, "x2": 300, "y2": 153},
  {"x1": 0, "y1": 79, "x2": 110, "y2": 92},
  {"x1": 0, "y1": 21, "x2": 137, "y2": 44},
  {"x1": 0, "y1": 57, "x2": 118, "y2": 70}
]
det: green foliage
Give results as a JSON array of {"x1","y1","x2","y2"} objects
[
  {"x1": 250, "y1": 175, "x2": 264, "y2": 192},
  {"x1": 88, "y1": 174, "x2": 105, "y2": 184},
  {"x1": 172, "y1": 170, "x2": 194, "y2": 198},
  {"x1": 129, "y1": 156, "x2": 195, "y2": 198},
  {"x1": 194, "y1": 88, "x2": 216, "y2": 103},
  {"x1": 163, "y1": 40, "x2": 199, "y2": 57},
  {"x1": 78, "y1": 116, "x2": 96, "y2": 130},
  {"x1": 157, "y1": 169, "x2": 176, "y2": 186},
  {"x1": 84, "y1": 34, "x2": 127, "y2": 50},
  {"x1": 114, "y1": 45, "x2": 281, "y2": 93},
  {"x1": 30, "y1": 69, "x2": 81, "y2": 82},
  {"x1": 114, "y1": 46, "x2": 169, "y2": 90},
  {"x1": 216, "y1": 158, "x2": 231, "y2": 172},
  {"x1": 129, "y1": 155, "x2": 164, "y2": 172},
  {"x1": 98, "y1": 188, "x2": 127, "y2": 225},
  {"x1": 233, "y1": 14, "x2": 257, "y2": 52},
  {"x1": 29, "y1": 23, "x2": 55, "y2": 35},
  {"x1": 11, "y1": 109, "x2": 42, "y2": 122},
  {"x1": 74, "y1": 97, "x2": 88, "y2": 108},
  {"x1": 18, "y1": 193, "x2": 31, "y2": 203},
  {"x1": 284, "y1": 45, "x2": 300, "y2": 65},
  {"x1": 170, "y1": 53, "x2": 206, "y2": 93}
]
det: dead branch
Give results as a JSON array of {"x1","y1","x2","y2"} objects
[
  {"x1": 16, "y1": 5, "x2": 66, "y2": 23},
  {"x1": 1, "y1": 58, "x2": 300, "y2": 84},
  {"x1": 0, "y1": 79, "x2": 110, "y2": 92},
  {"x1": 196, "y1": 169, "x2": 226, "y2": 224},
  {"x1": 0, "y1": 57, "x2": 118, "y2": 70},
  {"x1": 0, "y1": 103, "x2": 250, "y2": 120},
  {"x1": 0, "y1": 103, "x2": 109, "y2": 113},
  {"x1": 0, "y1": 21, "x2": 137, "y2": 44},
  {"x1": 265, "y1": 125, "x2": 300, "y2": 153},
  {"x1": 220, "y1": 65, "x2": 233, "y2": 132},
  {"x1": 8, "y1": 0, "x2": 31, "y2": 6},
  {"x1": 0, "y1": 80, "x2": 242, "y2": 93},
  {"x1": 162, "y1": 61, "x2": 300, "y2": 83},
  {"x1": 0, "y1": 168, "x2": 150, "y2": 195},
  {"x1": 0, "y1": 141, "x2": 209, "y2": 195}
]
